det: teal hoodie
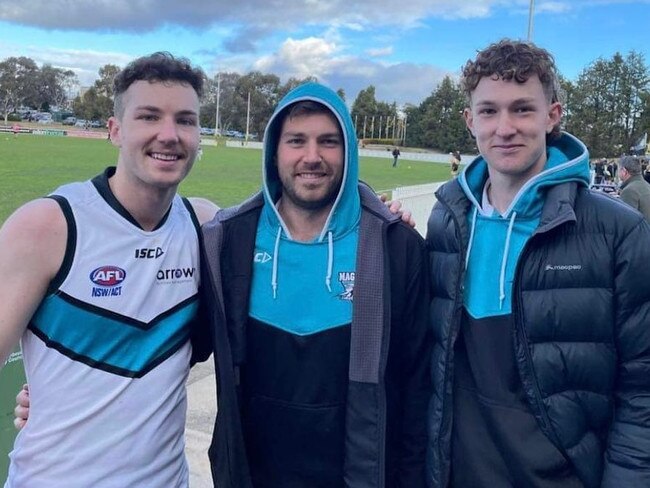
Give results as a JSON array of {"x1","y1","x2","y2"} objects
[
  {"x1": 249, "y1": 82, "x2": 361, "y2": 335},
  {"x1": 458, "y1": 132, "x2": 591, "y2": 317}
]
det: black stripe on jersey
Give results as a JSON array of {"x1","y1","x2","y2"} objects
[
  {"x1": 45, "y1": 195, "x2": 77, "y2": 295},
  {"x1": 27, "y1": 323, "x2": 190, "y2": 378},
  {"x1": 54, "y1": 291, "x2": 199, "y2": 331},
  {"x1": 181, "y1": 197, "x2": 202, "y2": 237},
  {"x1": 91, "y1": 167, "x2": 172, "y2": 231}
]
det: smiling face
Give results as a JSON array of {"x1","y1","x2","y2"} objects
[
  {"x1": 464, "y1": 74, "x2": 562, "y2": 187},
  {"x1": 276, "y1": 110, "x2": 344, "y2": 215},
  {"x1": 108, "y1": 80, "x2": 200, "y2": 197}
]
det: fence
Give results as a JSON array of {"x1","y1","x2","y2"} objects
[{"x1": 392, "y1": 181, "x2": 446, "y2": 237}]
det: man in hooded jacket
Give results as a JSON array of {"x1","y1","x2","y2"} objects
[
  {"x1": 200, "y1": 82, "x2": 431, "y2": 487},
  {"x1": 426, "y1": 39, "x2": 650, "y2": 487}
]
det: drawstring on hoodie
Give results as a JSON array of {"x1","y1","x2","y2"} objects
[
  {"x1": 465, "y1": 206, "x2": 518, "y2": 310},
  {"x1": 499, "y1": 212, "x2": 517, "y2": 310},
  {"x1": 271, "y1": 226, "x2": 282, "y2": 298},
  {"x1": 271, "y1": 227, "x2": 335, "y2": 298},
  {"x1": 325, "y1": 231, "x2": 333, "y2": 292},
  {"x1": 465, "y1": 207, "x2": 479, "y2": 270}
]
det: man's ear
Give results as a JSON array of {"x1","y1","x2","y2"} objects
[
  {"x1": 546, "y1": 102, "x2": 562, "y2": 134},
  {"x1": 463, "y1": 108, "x2": 475, "y2": 138},
  {"x1": 107, "y1": 116, "x2": 121, "y2": 147}
]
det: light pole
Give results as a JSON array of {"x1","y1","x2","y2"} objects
[
  {"x1": 214, "y1": 73, "x2": 221, "y2": 135},
  {"x1": 527, "y1": 0, "x2": 535, "y2": 41}
]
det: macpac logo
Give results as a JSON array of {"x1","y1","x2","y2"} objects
[
  {"x1": 135, "y1": 247, "x2": 164, "y2": 259},
  {"x1": 545, "y1": 264, "x2": 582, "y2": 271},
  {"x1": 157, "y1": 267, "x2": 196, "y2": 281},
  {"x1": 90, "y1": 266, "x2": 126, "y2": 286}
]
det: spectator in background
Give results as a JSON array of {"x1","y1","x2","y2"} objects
[
  {"x1": 607, "y1": 159, "x2": 617, "y2": 182},
  {"x1": 642, "y1": 159, "x2": 650, "y2": 185},
  {"x1": 450, "y1": 151, "x2": 461, "y2": 177},
  {"x1": 594, "y1": 158, "x2": 605, "y2": 184},
  {"x1": 392, "y1": 146, "x2": 401, "y2": 167},
  {"x1": 619, "y1": 155, "x2": 650, "y2": 221}
]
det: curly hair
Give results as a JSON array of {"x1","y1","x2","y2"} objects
[
  {"x1": 113, "y1": 52, "x2": 205, "y2": 118},
  {"x1": 461, "y1": 39, "x2": 562, "y2": 138}
]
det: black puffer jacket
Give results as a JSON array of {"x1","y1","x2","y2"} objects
[{"x1": 425, "y1": 179, "x2": 650, "y2": 487}]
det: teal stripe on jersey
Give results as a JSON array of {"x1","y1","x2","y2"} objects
[{"x1": 30, "y1": 294, "x2": 197, "y2": 374}]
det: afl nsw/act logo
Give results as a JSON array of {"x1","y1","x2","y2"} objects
[{"x1": 90, "y1": 266, "x2": 125, "y2": 297}]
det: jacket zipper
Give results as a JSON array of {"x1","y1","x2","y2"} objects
[{"x1": 512, "y1": 235, "x2": 571, "y2": 460}]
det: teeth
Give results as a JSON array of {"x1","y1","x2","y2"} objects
[{"x1": 151, "y1": 153, "x2": 179, "y2": 161}]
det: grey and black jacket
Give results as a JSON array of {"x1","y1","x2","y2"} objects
[{"x1": 200, "y1": 184, "x2": 431, "y2": 487}]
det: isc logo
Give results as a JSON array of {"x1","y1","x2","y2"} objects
[
  {"x1": 135, "y1": 247, "x2": 164, "y2": 259},
  {"x1": 90, "y1": 266, "x2": 126, "y2": 287}
]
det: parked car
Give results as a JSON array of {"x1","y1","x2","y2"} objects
[
  {"x1": 62, "y1": 117, "x2": 77, "y2": 125},
  {"x1": 74, "y1": 119, "x2": 88, "y2": 128},
  {"x1": 89, "y1": 120, "x2": 103, "y2": 128},
  {"x1": 200, "y1": 127, "x2": 216, "y2": 136}
]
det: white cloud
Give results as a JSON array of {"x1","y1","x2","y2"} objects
[
  {"x1": 250, "y1": 37, "x2": 451, "y2": 105},
  {"x1": 366, "y1": 46, "x2": 394, "y2": 57}
]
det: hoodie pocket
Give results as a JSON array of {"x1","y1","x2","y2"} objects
[{"x1": 243, "y1": 394, "x2": 346, "y2": 487}]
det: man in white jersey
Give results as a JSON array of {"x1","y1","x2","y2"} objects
[{"x1": 0, "y1": 52, "x2": 217, "y2": 488}]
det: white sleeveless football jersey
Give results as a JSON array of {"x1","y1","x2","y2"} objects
[{"x1": 6, "y1": 169, "x2": 201, "y2": 488}]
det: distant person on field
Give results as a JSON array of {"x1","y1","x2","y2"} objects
[
  {"x1": 392, "y1": 146, "x2": 401, "y2": 167},
  {"x1": 618, "y1": 155, "x2": 650, "y2": 221}
]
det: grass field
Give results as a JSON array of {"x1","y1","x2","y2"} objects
[{"x1": 0, "y1": 134, "x2": 453, "y2": 223}]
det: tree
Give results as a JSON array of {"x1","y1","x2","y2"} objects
[
  {"x1": 35, "y1": 64, "x2": 78, "y2": 111},
  {"x1": 351, "y1": 86, "x2": 378, "y2": 139},
  {"x1": 566, "y1": 51, "x2": 649, "y2": 157},
  {"x1": 70, "y1": 64, "x2": 119, "y2": 121},
  {"x1": 406, "y1": 76, "x2": 474, "y2": 152},
  {"x1": 72, "y1": 86, "x2": 113, "y2": 122},
  {"x1": 94, "y1": 64, "x2": 120, "y2": 98},
  {"x1": 0, "y1": 56, "x2": 39, "y2": 123},
  {"x1": 201, "y1": 72, "x2": 240, "y2": 131}
]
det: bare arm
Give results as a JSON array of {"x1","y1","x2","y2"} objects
[
  {"x1": 188, "y1": 197, "x2": 220, "y2": 225},
  {"x1": 0, "y1": 199, "x2": 66, "y2": 366}
]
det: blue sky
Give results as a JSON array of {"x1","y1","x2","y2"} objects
[{"x1": 0, "y1": 0, "x2": 648, "y2": 106}]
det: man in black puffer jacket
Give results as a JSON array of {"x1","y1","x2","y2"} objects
[{"x1": 426, "y1": 39, "x2": 650, "y2": 487}]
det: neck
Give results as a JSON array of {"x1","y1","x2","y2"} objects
[
  {"x1": 276, "y1": 198, "x2": 332, "y2": 242},
  {"x1": 109, "y1": 170, "x2": 176, "y2": 231},
  {"x1": 486, "y1": 174, "x2": 530, "y2": 214}
]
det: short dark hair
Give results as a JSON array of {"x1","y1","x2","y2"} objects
[
  {"x1": 620, "y1": 156, "x2": 642, "y2": 176},
  {"x1": 113, "y1": 52, "x2": 205, "y2": 118},
  {"x1": 281, "y1": 100, "x2": 336, "y2": 125},
  {"x1": 461, "y1": 39, "x2": 562, "y2": 139}
]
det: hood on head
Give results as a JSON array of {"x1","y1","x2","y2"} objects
[{"x1": 261, "y1": 82, "x2": 360, "y2": 242}]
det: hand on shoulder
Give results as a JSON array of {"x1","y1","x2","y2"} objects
[{"x1": 188, "y1": 197, "x2": 220, "y2": 225}]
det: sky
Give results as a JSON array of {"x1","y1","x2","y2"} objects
[{"x1": 1, "y1": 0, "x2": 649, "y2": 107}]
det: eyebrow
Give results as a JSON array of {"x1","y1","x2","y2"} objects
[
  {"x1": 134, "y1": 105, "x2": 198, "y2": 116},
  {"x1": 474, "y1": 97, "x2": 537, "y2": 107},
  {"x1": 281, "y1": 131, "x2": 341, "y2": 137}
]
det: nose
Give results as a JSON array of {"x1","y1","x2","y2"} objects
[
  {"x1": 495, "y1": 112, "x2": 516, "y2": 138},
  {"x1": 157, "y1": 117, "x2": 180, "y2": 143},
  {"x1": 303, "y1": 140, "x2": 321, "y2": 163}
]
